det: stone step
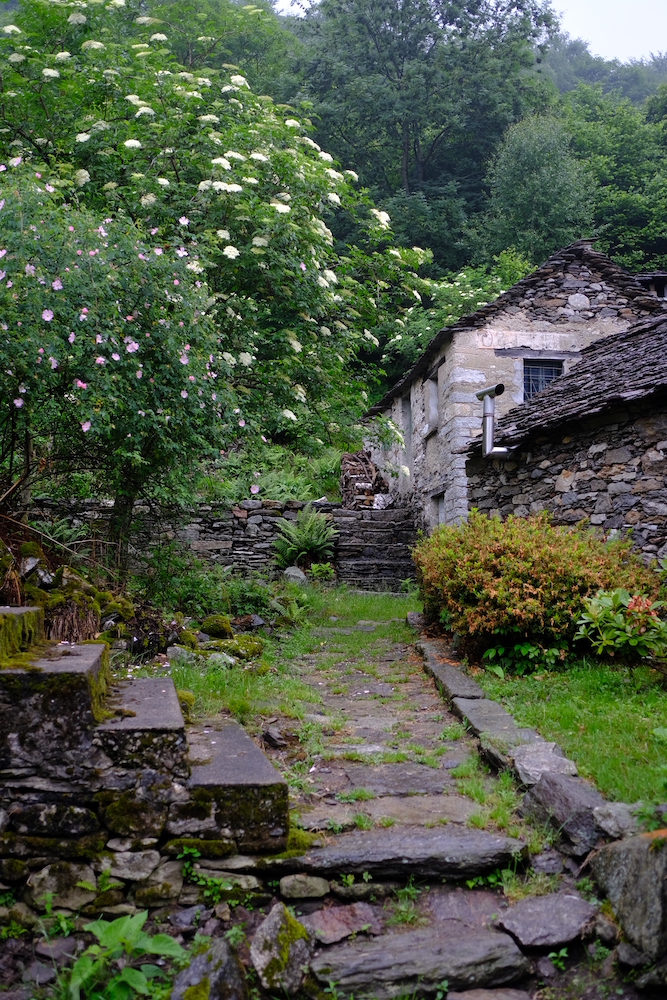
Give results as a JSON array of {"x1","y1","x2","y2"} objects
[
  {"x1": 310, "y1": 926, "x2": 531, "y2": 999},
  {"x1": 281, "y1": 825, "x2": 525, "y2": 878},
  {"x1": 165, "y1": 719, "x2": 289, "y2": 854},
  {"x1": 0, "y1": 642, "x2": 109, "y2": 779},
  {"x1": 0, "y1": 605, "x2": 44, "y2": 665},
  {"x1": 96, "y1": 677, "x2": 188, "y2": 778}
]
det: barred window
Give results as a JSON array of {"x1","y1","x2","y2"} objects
[{"x1": 523, "y1": 360, "x2": 563, "y2": 400}]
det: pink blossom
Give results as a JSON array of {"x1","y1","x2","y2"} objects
[
  {"x1": 136, "y1": 370, "x2": 142, "y2": 379},
  {"x1": 76, "y1": 379, "x2": 87, "y2": 389},
  {"x1": 45, "y1": 184, "x2": 55, "y2": 193},
  {"x1": 81, "y1": 421, "x2": 91, "y2": 433},
  {"x1": 77, "y1": 250, "x2": 82, "y2": 256},
  {"x1": 179, "y1": 355, "x2": 188, "y2": 365},
  {"x1": 25, "y1": 264, "x2": 35, "y2": 276},
  {"x1": 0, "y1": 250, "x2": 6, "y2": 258},
  {"x1": 68, "y1": 226, "x2": 74, "y2": 232},
  {"x1": 150, "y1": 228, "x2": 158, "y2": 235},
  {"x1": 49, "y1": 357, "x2": 58, "y2": 370},
  {"x1": 79, "y1": 313, "x2": 87, "y2": 322},
  {"x1": 35, "y1": 172, "x2": 41, "y2": 179},
  {"x1": 300, "y1": 262, "x2": 306, "y2": 271},
  {"x1": 234, "y1": 407, "x2": 240, "y2": 414},
  {"x1": 126, "y1": 315, "x2": 134, "y2": 322},
  {"x1": 188, "y1": 375, "x2": 195, "y2": 382},
  {"x1": 68, "y1": 332, "x2": 75, "y2": 344},
  {"x1": 250, "y1": 484, "x2": 260, "y2": 494},
  {"x1": 261, "y1": 435, "x2": 267, "y2": 442},
  {"x1": 211, "y1": 392, "x2": 216, "y2": 401},
  {"x1": 96, "y1": 334, "x2": 103, "y2": 344},
  {"x1": 0, "y1": 166, "x2": 5, "y2": 172},
  {"x1": 13, "y1": 398, "x2": 23, "y2": 408},
  {"x1": 52, "y1": 278, "x2": 63, "y2": 290},
  {"x1": 179, "y1": 216, "x2": 189, "y2": 226},
  {"x1": 42, "y1": 309, "x2": 53, "y2": 322},
  {"x1": 98, "y1": 226, "x2": 107, "y2": 237},
  {"x1": 176, "y1": 248, "x2": 188, "y2": 258},
  {"x1": 126, "y1": 341, "x2": 139, "y2": 353},
  {"x1": 95, "y1": 357, "x2": 105, "y2": 365},
  {"x1": 112, "y1": 353, "x2": 120, "y2": 361},
  {"x1": 181, "y1": 390, "x2": 188, "y2": 398},
  {"x1": 7, "y1": 281, "x2": 12, "y2": 288},
  {"x1": 238, "y1": 419, "x2": 245, "y2": 427},
  {"x1": 174, "y1": 279, "x2": 179, "y2": 286},
  {"x1": 153, "y1": 248, "x2": 163, "y2": 256},
  {"x1": 38, "y1": 348, "x2": 44, "y2": 354},
  {"x1": 0, "y1": 272, "x2": 5, "y2": 281}
]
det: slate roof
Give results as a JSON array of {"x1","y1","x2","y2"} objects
[
  {"x1": 469, "y1": 315, "x2": 667, "y2": 452},
  {"x1": 367, "y1": 240, "x2": 666, "y2": 416}
]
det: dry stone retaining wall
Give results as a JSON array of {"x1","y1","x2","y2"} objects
[
  {"x1": 466, "y1": 400, "x2": 667, "y2": 562},
  {"x1": 23, "y1": 498, "x2": 418, "y2": 590}
]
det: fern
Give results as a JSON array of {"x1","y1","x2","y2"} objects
[{"x1": 273, "y1": 505, "x2": 338, "y2": 569}]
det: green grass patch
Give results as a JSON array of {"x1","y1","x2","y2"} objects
[
  {"x1": 477, "y1": 661, "x2": 667, "y2": 802},
  {"x1": 337, "y1": 789, "x2": 375, "y2": 803}
]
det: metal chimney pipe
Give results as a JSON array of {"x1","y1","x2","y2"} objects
[{"x1": 475, "y1": 383, "x2": 513, "y2": 459}]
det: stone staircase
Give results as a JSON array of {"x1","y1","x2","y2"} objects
[
  {"x1": 331, "y1": 506, "x2": 417, "y2": 591},
  {"x1": 0, "y1": 606, "x2": 288, "y2": 862}
]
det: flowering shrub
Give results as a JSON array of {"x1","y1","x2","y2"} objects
[
  {"x1": 0, "y1": 0, "x2": 431, "y2": 443},
  {"x1": 413, "y1": 511, "x2": 657, "y2": 659},
  {"x1": 575, "y1": 589, "x2": 667, "y2": 663}
]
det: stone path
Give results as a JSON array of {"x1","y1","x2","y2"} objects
[{"x1": 252, "y1": 617, "x2": 648, "y2": 999}]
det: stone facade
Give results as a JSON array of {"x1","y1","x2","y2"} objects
[
  {"x1": 466, "y1": 401, "x2": 667, "y2": 561},
  {"x1": 367, "y1": 242, "x2": 667, "y2": 530},
  {"x1": 24, "y1": 498, "x2": 418, "y2": 591}
]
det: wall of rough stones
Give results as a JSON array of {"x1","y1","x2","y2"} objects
[
  {"x1": 465, "y1": 400, "x2": 667, "y2": 561},
  {"x1": 24, "y1": 498, "x2": 418, "y2": 590}
]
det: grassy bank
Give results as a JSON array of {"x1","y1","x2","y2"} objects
[{"x1": 476, "y1": 660, "x2": 667, "y2": 803}]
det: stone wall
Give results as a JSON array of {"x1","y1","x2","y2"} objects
[
  {"x1": 24, "y1": 498, "x2": 418, "y2": 590},
  {"x1": 465, "y1": 400, "x2": 667, "y2": 562}
]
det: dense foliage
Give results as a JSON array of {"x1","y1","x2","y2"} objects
[
  {"x1": 575, "y1": 589, "x2": 667, "y2": 664},
  {"x1": 272, "y1": 504, "x2": 337, "y2": 568},
  {"x1": 413, "y1": 511, "x2": 657, "y2": 660}
]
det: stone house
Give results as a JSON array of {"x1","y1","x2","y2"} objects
[
  {"x1": 366, "y1": 241, "x2": 667, "y2": 529},
  {"x1": 465, "y1": 315, "x2": 667, "y2": 562}
]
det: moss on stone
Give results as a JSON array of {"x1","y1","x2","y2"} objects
[
  {"x1": 177, "y1": 689, "x2": 195, "y2": 721},
  {"x1": 180, "y1": 629, "x2": 200, "y2": 650},
  {"x1": 164, "y1": 838, "x2": 236, "y2": 859},
  {"x1": 98, "y1": 787, "x2": 165, "y2": 837},
  {"x1": 183, "y1": 978, "x2": 210, "y2": 1000},
  {"x1": 18, "y1": 541, "x2": 46, "y2": 561},
  {"x1": 100, "y1": 598, "x2": 135, "y2": 621},
  {"x1": 88, "y1": 644, "x2": 110, "y2": 722},
  {"x1": 24, "y1": 584, "x2": 51, "y2": 608},
  {"x1": 0, "y1": 859, "x2": 28, "y2": 882},
  {"x1": 201, "y1": 615, "x2": 233, "y2": 639},
  {"x1": 0, "y1": 832, "x2": 106, "y2": 860},
  {"x1": 0, "y1": 607, "x2": 44, "y2": 668},
  {"x1": 263, "y1": 905, "x2": 310, "y2": 988},
  {"x1": 210, "y1": 636, "x2": 263, "y2": 661}
]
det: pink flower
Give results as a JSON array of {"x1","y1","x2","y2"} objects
[
  {"x1": 150, "y1": 228, "x2": 158, "y2": 235},
  {"x1": 5, "y1": 281, "x2": 11, "y2": 288},
  {"x1": 52, "y1": 278, "x2": 63, "y2": 290},
  {"x1": 300, "y1": 262, "x2": 306, "y2": 271},
  {"x1": 49, "y1": 356, "x2": 58, "y2": 369},
  {"x1": 25, "y1": 264, "x2": 35, "y2": 276},
  {"x1": 68, "y1": 332, "x2": 75, "y2": 344},
  {"x1": 81, "y1": 307, "x2": 88, "y2": 314},
  {"x1": 184, "y1": 344, "x2": 190, "y2": 350},
  {"x1": 77, "y1": 250, "x2": 82, "y2": 256},
  {"x1": 136, "y1": 370, "x2": 142, "y2": 379},
  {"x1": 35, "y1": 172, "x2": 41, "y2": 179},
  {"x1": 42, "y1": 309, "x2": 53, "y2": 322},
  {"x1": 45, "y1": 184, "x2": 55, "y2": 193},
  {"x1": 126, "y1": 341, "x2": 139, "y2": 353},
  {"x1": 81, "y1": 421, "x2": 91, "y2": 433},
  {"x1": 176, "y1": 248, "x2": 188, "y2": 258},
  {"x1": 95, "y1": 356, "x2": 105, "y2": 365},
  {"x1": 250, "y1": 484, "x2": 260, "y2": 494},
  {"x1": 180, "y1": 390, "x2": 188, "y2": 398},
  {"x1": 174, "y1": 279, "x2": 179, "y2": 286},
  {"x1": 179, "y1": 355, "x2": 188, "y2": 365},
  {"x1": 0, "y1": 271, "x2": 5, "y2": 281},
  {"x1": 112, "y1": 353, "x2": 120, "y2": 361},
  {"x1": 238, "y1": 419, "x2": 245, "y2": 427},
  {"x1": 13, "y1": 398, "x2": 23, "y2": 408},
  {"x1": 38, "y1": 348, "x2": 44, "y2": 354},
  {"x1": 211, "y1": 392, "x2": 216, "y2": 401},
  {"x1": 0, "y1": 166, "x2": 5, "y2": 172},
  {"x1": 0, "y1": 250, "x2": 6, "y2": 258},
  {"x1": 188, "y1": 375, "x2": 195, "y2": 382},
  {"x1": 96, "y1": 334, "x2": 102, "y2": 344},
  {"x1": 76, "y1": 379, "x2": 87, "y2": 389},
  {"x1": 154, "y1": 248, "x2": 163, "y2": 255},
  {"x1": 261, "y1": 435, "x2": 267, "y2": 442},
  {"x1": 68, "y1": 226, "x2": 74, "y2": 232},
  {"x1": 79, "y1": 313, "x2": 87, "y2": 322},
  {"x1": 126, "y1": 315, "x2": 134, "y2": 322},
  {"x1": 179, "y1": 216, "x2": 189, "y2": 226},
  {"x1": 234, "y1": 407, "x2": 240, "y2": 414}
]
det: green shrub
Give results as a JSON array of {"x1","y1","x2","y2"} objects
[
  {"x1": 273, "y1": 506, "x2": 338, "y2": 569},
  {"x1": 575, "y1": 589, "x2": 667, "y2": 663},
  {"x1": 413, "y1": 511, "x2": 657, "y2": 660}
]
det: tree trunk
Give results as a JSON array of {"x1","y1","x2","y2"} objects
[{"x1": 109, "y1": 489, "x2": 137, "y2": 585}]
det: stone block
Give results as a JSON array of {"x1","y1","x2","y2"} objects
[
  {"x1": 97, "y1": 678, "x2": 187, "y2": 776},
  {"x1": 27, "y1": 861, "x2": 97, "y2": 910},
  {"x1": 520, "y1": 773, "x2": 605, "y2": 857},
  {"x1": 498, "y1": 892, "x2": 596, "y2": 947},
  {"x1": 250, "y1": 903, "x2": 311, "y2": 995},
  {"x1": 418, "y1": 642, "x2": 484, "y2": 701},
  {"x1": 591, "y1": 830, "x2": 667, "y2": 959},
  {"x1": 172, "y1": 939, "x2": 248, "y2": 1000}
]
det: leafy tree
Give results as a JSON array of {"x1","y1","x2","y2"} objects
[
  {"x1": 482, "y1": 115, "x2": 596, "y2": 263},
  {"x1": 541, "y1": 32, "x2": 667, "y2": 105}
]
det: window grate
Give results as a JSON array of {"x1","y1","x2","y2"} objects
[{"x1": 524, "y1": 360, "x2": 563, "y2": 400}]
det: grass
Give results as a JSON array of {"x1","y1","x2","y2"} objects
[
  {"x1": 337, "y1": 789, "x2": 375, "y2": 803},
  {"x1": 477, "y1": 660, "x2": 667, "y2": 802}
]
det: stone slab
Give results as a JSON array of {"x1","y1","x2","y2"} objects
[
  {"x1": 172, "y1": 720, "x2": 288, "y2": 852},
  {"x1": 424, "y1": 887, "x2": 507, "y2": 930},
  {"x1": 447, "y1": 992, "x2": 531, "y2": 1000},
  {"x1": 292, "y1": 826, "x2": 525, "y2": 878},
  {"x1": 521, "y1": 772, "x2": 605, "y2": 857},
  {"x1": 342, "y1": 763, "x2": 457, "y2": 796},
  {"x1": 310, "y1": 927, "x2": 531, "y2": 999},
  {"x1": 99, "y1": 678, "x2": 184, "y2": 732},
  {"x1": 301, "y1": 901, "x2": 383, "y2": 944},
  {"x1": 418, "y1": 642, "x2": 485, "y2": 700},
  {"x1": 296, "y1": 794, "x2": 476, "y2": 831},
  {"x1": 452, "y1": 699, "x2": 522, "y2": 741},
  {"x1": 497, "y1": 893, "x2": 596, "y2": 948},
  {"x1": 510, "y1": 743, "x2": 577, "y2": 787}
]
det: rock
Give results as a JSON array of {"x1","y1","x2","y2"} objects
[
  {"x1": 520, "y1": 773, "x2": 605, "y2": 856},
  {"x1": 293, "y1": 826, "x2": 525, "y2": 878},
  {"x1": 201, "y1": 614, "x2": 233, "y2": 639},
  {"x1": 530, "y1": 849, "x2": 563, "y2": 875},
  {"x1": 301, "y1": 902, "x2": 382, "y2": 945},
  {"x1": 593, "y1": 914, "x2": 619, "y2": 946},
  {"x1": 568, "y1": 292, "x2": 591, "y2": 310},
  {"x1": 511, "y1": 743, "x2": 577, "y2": 787},
  {"x1": 98, "y1": 850, "x2": 160, "y2": 882},
  {"x1": 534, "y1": 956, "x2": 556, "y2": 978},
  {"x1": 35, "y1": 937, "x2": 78, "y2": 964},
  {"x1": 22, "y1": 962, "x2": 56, "y2": 986},
  {"x1": 280, "y1": 874, "x2": 330, "y2": 899},
  {"x1": 616, "y1": 942, "x2": 650, "y2": 968},
  {"x1": 140, "y1": 859, "x2": 183, "y2": 902},
  {"x1": 250, "y1": 902, "x2": 311, "y2": 994},
  {"x1": 424, "y1": 887, "x2": 505, "y2": 930},
  {"x1": 283, "y1": 566, "x2": 307, "y2": 585},
  {"x1": 593, "y1": 802, "x2": 639, "y2": 840},
  {"x1": 637, "y1": 956, "x2": 667, "y2": 989},
  {"x1": 310, "y1": 928, "x2": 531, "y2": 999},
  {"x1": 171, "y1": 939, "x2": 248, "y2": 1000},
  {"x1": 497, "y1": 893, "x2": 596, "y2": 948},
  {"x1": 591, "y1": 830, "x2": 667, "y2": 959},
  {"x1": 447, "y1": 992, "x2": 530, "y2": 1000},
  {"x1": 169, "y1": 905, "x2": 211, "y2": 932},
  {"x1": 215, "y1": 902, "x2": 231, "y2": 920},
  {"x1": 27, "y1": 862, "x2": 96, "y2": 911}
]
